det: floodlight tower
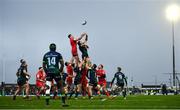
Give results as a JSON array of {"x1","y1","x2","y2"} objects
[{"x1": 166, "y1": 4, "x2": 180, "y2": 86}]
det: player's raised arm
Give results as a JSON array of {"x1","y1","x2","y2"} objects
[
  {"x1": 77, "y1": 32, "x2": 87, "y2": 41},
  {"x1": 81, "y1": 32, "x2": 87, "y2": 37}
]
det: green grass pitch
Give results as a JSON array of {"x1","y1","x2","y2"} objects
[{"x1": 0, "y1": 95, "x2": 180, "y2": 109}]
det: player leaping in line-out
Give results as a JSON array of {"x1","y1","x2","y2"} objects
[
  {"x1": 68, "y1": 33, "x2": 86, "y2": 67},
  {"x1": 78, "y1": 32, "x2": 89, "y2": 61}
]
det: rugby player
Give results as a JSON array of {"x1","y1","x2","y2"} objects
[
  {"x1": 110, "y1": 67, "x2": 127, "y2": 99},
  {"x1": 68, "y1": 34, "x2": 84, "y2": 67},
  {"x1": 87, "y1": 63, "x2": 98, "y2": 99},
  {"x1": 43, "y1": 43, "x2": 68, "y2": 106},
  {"x1": 81, "y1": 58, "x2": 91, "y2": 98},
  {"x1": 13, "y1": 59, "x2": 30, "y2": 100},
  {"x1": 78, "y1": 33, "x2": 89, "y2": 60},
  {"x1": 96, "y1": 64, "x2": 110, "y2": 98},
  {"x1": 36, "y1": 67, "x2": 46, "y2": 99},
  {"x1": 65, "y1": 62, "x2": 74, "y2": 92},
  {"x1": 69, "y1": 61, "x2": 82, "y2": 99}
]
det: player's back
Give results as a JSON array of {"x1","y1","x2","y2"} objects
[
  {"x1": 43, "y1": 51, "x2": 62, "y2": 74},
  {"x1": 115, "y1": 72, "x2": 125, "y2": 85},
  {"x1": 17, "y1": 66, "x2": 27, "y2": 78},
  {"x1": 88, "y1": 68, "x2": 97, "y2": 83}
]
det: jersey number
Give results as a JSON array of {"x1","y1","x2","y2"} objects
[{"x1": 47, "y1": 57, "x2": 56, "y2": 66}]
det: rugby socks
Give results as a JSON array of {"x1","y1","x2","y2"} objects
[
  {"x1": 105, "y1": 91, "x2": 110, "y2": 97},
  {"x1": 36, "y1": 91, "x2": 40, "y2": 96},
  {"x1": 122, "y1": 90, "x2": 126, "y2": 98},
  {"x1": 88, "y1": 95, "x2": 92, "y2": 99},
  {"x1": 82, "y1": 90, "x2": 86, "y2": 97},
  {"x1": 45, "y1": 94, "x2": 50, "y2": 105},
  {"x1": 53, "y1": 91, "x2": 57, "y2": 99},
  {"x1": 87, "y1": 91, "x2": 91, "y2": 99},
  {"x1": 75, "y1": 92, "x2": 79, "y2": 98},
  {"x1": 61, "y1": 93, "x2": 67, "y2": 105},
  {"x1": 69, "y1": 91, "x2": 75, "y2": 99},
  {"x1": 36, "y1": 91, "x2": 40, "y2": 99},
  {"x1": 61, "y1": 90, "x2": 68, "y2": 106},
  {"x1": 13, "y1": 95, "x2": 16, "y2": 100},
  {"x1": 65, "y1": 93, "x2": 68, "y2": 99},
  {"x1": 62, "y1": 96, "x2": 66, "y2": 104},
  {"x1": 45, "y1": 81, "x2": 51, "y2": 105},
  {"x1": 97, "y1": 91, "x2": 101, "y2": 96}
]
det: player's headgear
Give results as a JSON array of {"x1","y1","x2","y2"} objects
[
  {"x1": 117, "y1": 67, "x2": 121, "y2": 72},
  {"x1": 20, "y1": 59, "x2": 25, "y2": 64},
  {"x1": 100, "y1": 64, "x2": 103, "y2": 68},
  {"x1": 49, "y1": 43, "x2": 56, "y2": 51},
  {"x1": 39, "y1": 67, "x2": 42, "y2": 70},
  {"x1": 93, "y1": 64, "x2": 97, "y2": 69},
  {"x1": 68, "y1": 34, "x2": 71, "y2": 38},
  {"x1": 65, "y1": 62, "x2": 69, "y2": 66}
]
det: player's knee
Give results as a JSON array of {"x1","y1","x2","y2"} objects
[
  {"x1": 26, "y1": 84, "x2": 30, "y2": 89},
  {"x1": 45, "y1": 81, "x2": 51, "y2": 94},
  {"x1": 77, "y1": 87, "x2": 81, "y2": 92}
]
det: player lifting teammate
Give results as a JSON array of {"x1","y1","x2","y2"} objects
[
  {"x1": 65, "y1": 62, "x2": 74, "y2": 92},
  {"x1": 87, "y1": 63, "x2": 98, "y2": 99},
  {"x1": 69, "y1": 61, "x2": 82, "y2": 99}
]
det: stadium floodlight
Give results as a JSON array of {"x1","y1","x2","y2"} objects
[
  {"x1": 166, "y1": 4, "x2": 180, "y2": 87},
  {"x1": 166, "y1": 4, "x2": 180, "y2": 22}
]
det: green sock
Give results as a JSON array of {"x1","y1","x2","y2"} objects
[
  {"x1": 69, "y1": 91, "x2": 75, "y2": 98},
  {"x1": 75, "y1": 92, "x2": 79, "y2": 98},
  {"x1": 45, "y1": 94, "x2": 50, "y2": 105},
  {"x1": 62, "y1": 96, "x2": 65, "y2": 104}
]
